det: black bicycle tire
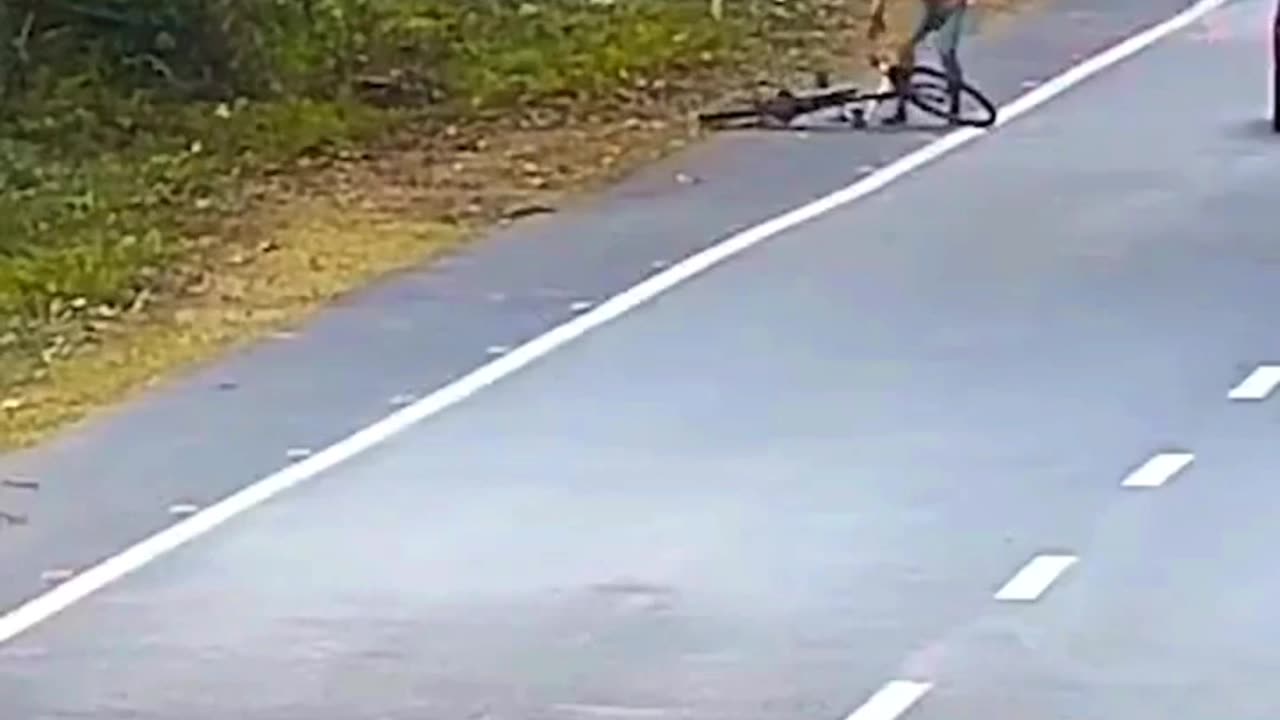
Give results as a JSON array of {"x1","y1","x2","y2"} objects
[
  {"x1": 699, "y1": 90, "x2": 801, "y2": 126},
  {"x1": 905, "y1": 66, "x2": 997, "y2": 128},
  {"x1": 698, "y1": 106, "x2": 769, "y2": 124},
  {"x1": 1273, "y1": 50, "x2": 1280, "y2": 132}
]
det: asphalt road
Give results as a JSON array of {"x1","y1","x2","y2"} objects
[{"x1": 4, "y1": 0, "x2": 1280, "y2": 717}]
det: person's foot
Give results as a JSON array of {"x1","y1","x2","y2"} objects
[
  {"x1": 838, "y1": 105, "x2": 867, "y2": 128},
  {"x1": 882, "y1": 107, "x2": 908, "y2": 126}
]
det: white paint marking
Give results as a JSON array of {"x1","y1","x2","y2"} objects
[
  {"x1": 0, "y1": 0, "x2": 1231, "y2": 646},
  {"x1": 994, "y1": 554, "x2": 1078, "y2": 601},
  {"x1": 39, "y1": 569, "x2": 75, "y2": 585},
  {"x1": 1228, "y1": 365, "x2": 1280, "y2": 401},
  {"x1": 485, "y1": 345, "x2": 512, "y2": 356},
  {"x1": 844, "y1": 680, "x2": 932, "y2": 720},
  {"x1": 285, "y1": 447, "x2": 313, "y2": 461},
  {"x1": 167, "y1": 503, "x2": 200, "y2": 518},
  {"x1": 388, "y1": 393, "x2": 417, "y2": 408},
  {"x1": 1121, "y1": 452, "x2": 1194, "y2": 488}
]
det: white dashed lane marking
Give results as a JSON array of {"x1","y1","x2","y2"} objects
[
  {"x1": 994, "y1": 554, "x2": 1078, "y2": 602},
  {"x1": 844, "y1": 681, "x2": 932, "y2": 720},
  {"x1": 1120, "y1": 452, "x2": 1194, "y2": 488},
  {"x1": 1228, "y1": 365, "x2": 1280, "y2": 401}
]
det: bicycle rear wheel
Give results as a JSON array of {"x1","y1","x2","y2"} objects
[
  {"x1": 906, "y1": 66, "x2": 997, "y2": 128},
  {"x1": 698, "y1": 105, "x2": 767, "y2": 127},
  {"x1": 699, "y1": 88, "x2": 807, "y2": 128}
]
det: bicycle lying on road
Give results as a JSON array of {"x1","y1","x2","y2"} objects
[{"x1": 698, "y1": 59, "x2": 997, "y2": 130}]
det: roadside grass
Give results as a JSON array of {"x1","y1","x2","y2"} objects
[{"x1": 0, "y1": 0, "x2": 1035, "y2": 449}]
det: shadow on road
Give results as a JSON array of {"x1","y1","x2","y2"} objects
[{"x1": 1225, "y1": 117, "x2": 1280, "y2": 140}]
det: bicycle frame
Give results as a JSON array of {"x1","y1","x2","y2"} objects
[
  {"x1": 697, "y1": 60, "x2": 995, "y2": 129},
  {"x1": 698, "y1": 80, "x2": 902, "y2": 127}
]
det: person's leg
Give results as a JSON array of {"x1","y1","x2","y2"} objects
[
  {"x1": 885, "y1": 7, "x2": 941, "y2": 124},
  {"x1": 883, "y1": 50, "x2": 912, "y2": 124},
  {"x1": 935, "y1": 4, "x2": 968, "y2": 120}
]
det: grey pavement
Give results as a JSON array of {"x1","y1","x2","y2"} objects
[{"x1": 5, "y1": 0, "x2": 1280, "y2": 717}]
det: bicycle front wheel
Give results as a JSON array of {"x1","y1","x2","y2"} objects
[{"x1": 906, "y1": 66, "x2": 997, "y2": 128}]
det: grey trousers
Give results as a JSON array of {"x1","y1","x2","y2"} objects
[{"x1": 911, "y1": 2, "x2": 968, "y2": 84}]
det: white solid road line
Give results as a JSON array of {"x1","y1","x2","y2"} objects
[
  {"x1": 1121, "y1": 451, "x2": 1195, "y2": 488},
  {"x1": 994, "y1": 554, "x2": 1079, "y2": 602},
  {"x1": 0, "y1": 0, "x2": 1233, "y2": 646},
  {"x1": 844, "y1": 681, "x2": 933, "y2": 720},
  {"x1": 1228, "y1": 365, "x2": 1280, "y2": 401}
]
